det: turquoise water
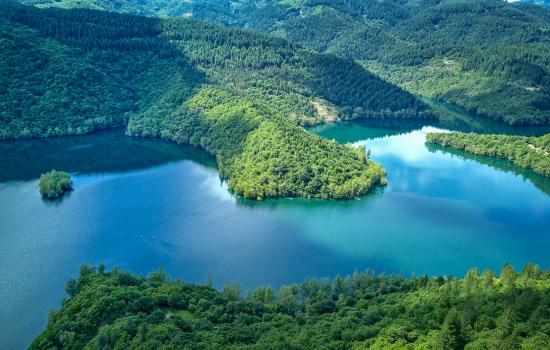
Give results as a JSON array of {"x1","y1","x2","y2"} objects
[{"x1": 1, "y1": 124, "x2": 550, "y2": 348}]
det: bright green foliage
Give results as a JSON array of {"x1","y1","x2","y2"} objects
[
  {"x1": 39, "y1": 170, "x2": 72, "y2": 199},
  {"x1": 2, "y1": 4, "x2": 414, "y2": 198},
  {"x1": 31, "y1": 263, "x2": 550, "y2": 349},
  {"x1": 24, "y1": 0, "x2": 550, "y2": 125},
  {"x1": 426, "y1": 132, "x2": 550, "y2": 178},
  {"x1": 229, "y1": 121, "x2": 384, "y2": 199},
  {"x1": 128, "y1": 85, "x2": 386, "y2": 199}
]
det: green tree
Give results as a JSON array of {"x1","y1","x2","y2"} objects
[
  {"x1": 501, "y1": 262, "x2": 517, "y2": 290},
  {"x1": 438, "y1": 309, "x2": 466, "y2": 350},
  {"x1": 463, "y1": 268, "x2": 479, "y2": 294},
  {"x1": 39, "y1": 170, "x2": 73, "y2": 199},
  {"x1": 481, "y1": 269, "x2": 495, "y2": 292},
  {"x1": 30, "y1": 263, "x2": 550, "y2": 349},
  {"x1": 223, "y1": 281, "x2": 241, "y2": 301}
]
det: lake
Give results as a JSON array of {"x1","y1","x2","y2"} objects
[{"x1": 1, "y1": 121, "x2": 550, "y2": 349}]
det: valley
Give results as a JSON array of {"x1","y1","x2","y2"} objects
[{"x1": 2, "y1": 0, "x2": 550, "y2": 349}]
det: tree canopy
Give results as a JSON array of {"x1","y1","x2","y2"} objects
[
  {"x1": 39, "y1": 169, "x2": 72, "y2": 199},
  {"x1": 32, "y1": 262, "x2": 550, "y2": 349}
]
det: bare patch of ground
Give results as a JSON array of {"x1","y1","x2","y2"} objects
[{"x1": 312, "y1": 99, "x2": 339, "y2": 123}]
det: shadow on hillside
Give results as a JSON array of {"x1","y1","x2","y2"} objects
[
  {"x1": 2, "y1": 4, "x2": 252, "y2": 178},
  {"x1": 305, "y1": 54, "x2": 428, "y2": 119}
]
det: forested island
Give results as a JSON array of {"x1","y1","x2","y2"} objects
[
  {"x1": 38, "y1": 170, "x2": 73, "y2": 199},
  {"x1": 19, "y1": 0, "x2": 550, "y2": 126},
  {"x1": 427, "y1": 132, "x2": 550, "y2": 178},
  {"x1": 32, "y1": 263, "x2": 550, "y2": 349}
]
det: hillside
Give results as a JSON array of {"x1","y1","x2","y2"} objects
[
  {"x1": 22, "y1": 0, "x2": 550, "y2": 126},
  {"x1": 267, "y1": 0, "x2": 550, "y2": 126},
  {"x1": 1, "y1": 3, "x2": 437, "y2": 199},
  {"x1": 31, "y1": 263, "x2": 550, "y2": 349}
]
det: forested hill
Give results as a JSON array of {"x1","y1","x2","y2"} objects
[
  {"x1": 22, "y1": 0, "x2": 550, "y2": 126},
  {"x1": 32, "y1": 263, "x2": 550, "y2": 349},
  {"x1": 2, "y1": 3, "x2": 432, "y2": 199}
]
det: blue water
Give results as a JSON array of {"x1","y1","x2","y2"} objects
[{"x1": 1, "y1": 124, "x2": 550, "y2": 349}]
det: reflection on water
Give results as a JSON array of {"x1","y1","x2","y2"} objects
[
  {"x1": 1, "y1": 122, "x2": 550, "y2": 349},
  {"x1": 426, "y1": 143, "x2": 550, "y2": 197},
  {"x1": 311, "y1": 100, "x2": 550, "y2": 140},
  {"x1": 426, "y1": 99, "x2": 550, "y2": 136},
  {"x1": 0, "y1": 129, "x2": 216, "y2": 182},
  {"x1": 311, "y1": 119, "x2": 425, "y2": 144}
]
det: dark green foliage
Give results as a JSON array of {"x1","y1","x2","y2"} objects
[
  {"x1": 0, "y1": 5, "x2": 197, "y2": 139},
  {"x1": 38, "y1": 169, "x2": 72, "y2": 198},
  {"x1": 426, "y1": 132, "x2": 550, "y2": 178},
  {"x1": 25, "y1": 0, "x2": 550, "y2": 125},
  {"x1": 285, "y1": 0, "x2": 550, "y2": 125},
  {"x1": 438, "y1": 309, "x2": 466, "y2": 350},
  {"x1": 1, "y1": 2, "x2": 426, "y2": 140},
  {"x1": 31, "y1": 263, "x2": 550, "y2": 349}
]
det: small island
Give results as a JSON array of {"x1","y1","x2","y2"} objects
[{"x1": 39, "y1": 170, "x2": 73, "y2": 199}]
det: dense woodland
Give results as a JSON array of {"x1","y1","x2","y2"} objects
[
  {"x1": 426, "y1": 132, "x2": 550, "y2": 178},
  {"x1": 22, "y1": 0, "x2": 550, "y2": 126},
  {"x1": 2, "y1": 3, "x2": 431, "y2": 198},
  {"x1": 32, "y1": 263, "x2": 550, "y2": 349}
]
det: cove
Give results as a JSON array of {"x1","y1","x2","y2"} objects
[{"x1": 1, "y1": 123, "x2": 550, "y2": 349}]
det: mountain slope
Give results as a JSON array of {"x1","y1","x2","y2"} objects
[
  {"x1": 23, "y1": 0, "x2": 550, "y2": 126},
  {"x1": 3, "y1": 3, "x2": 434, "y2": 198},
  {"x1": 274, "y1": 0, "x2": 550, "y2": 125}
]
